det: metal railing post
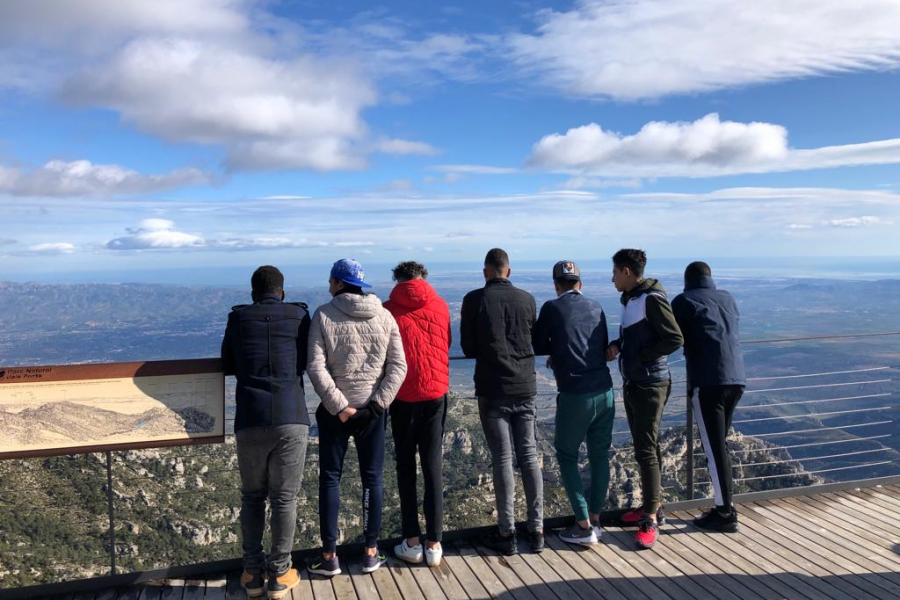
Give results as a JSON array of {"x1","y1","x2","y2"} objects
[
  {"x1": 685, "y1": 389, "x2": 694, "y2": 500},
  {"x1": 105, "y1": 451, "x2": 117, "y2": 575}
]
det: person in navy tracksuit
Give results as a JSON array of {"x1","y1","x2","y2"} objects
[{"x1": 672, "y1": 261, "x2": 746, "y2": 532}]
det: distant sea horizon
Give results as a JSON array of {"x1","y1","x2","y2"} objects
[{"x1": 2, "y1": 255, "x2": 899, "y2": 286}]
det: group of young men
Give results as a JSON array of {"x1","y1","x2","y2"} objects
[{"x1": 221, "y1": 248, "x2": 746, "y2": 599}]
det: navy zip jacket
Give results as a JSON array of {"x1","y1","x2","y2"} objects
[
  {"x1": 533, "y1": 290, "x2": 613, "y2": 395},
  {"x1": 672, "y1": 275, "x2": 746, "y2": 391},
  {"x1": 460, "y1": 278, "x2": 537, "y2": 398},
  {"x1": 221, "y1": 293, "x2": 312, "y2": 431}
]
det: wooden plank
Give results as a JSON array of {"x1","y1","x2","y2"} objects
[
  {"x1": 509, "y1": 535, "x2": 589, "y2": 600},
  {"x1": 422, "y1": 554, "x2": 470, "y2": 600},
  {"x1": 292, "y1": 563, "x2": 315, "y2": 600},
  {"x1": 440, "y1": 541, "x2": 491, "y2": 600},
  {"x1": 225, "y1": 570, "x2": 249, "y2": 600},
  {"x1": 159, "y1": 580, "x2": 186, "y2": 600},
  {"x1": 538, "y1": 534, "x2": 628, "y2": 600},
  {"x1": 451, "y1": 540, "x2": 511, "y2": 599},
  {"x1": 668, "y1": 511, "x2": 814, "y2": 600},
  {"x1": 665, "y1": 509, "x2": 830, "y2": 600},
  {"x1": 344, "y1": 555, "x2": 381, "y2": 600},
  {"x1": 310, "y1": 567, "x2": 338, "y2": 600},
  {"x1": 331, "y1": 560, "x2": 361, "y2": 600},
  {"x1": 651, "y1": 519, "x2": 774, "y2": 600},
  {"x1": 583, "y1": 528, "x2": 673, "y2": 600},
  {"x1": 750, "y1": 499, "x2": 900, "y2": 598},
  {"x1": 182, "y1": 580, "x2": 205, "y2": 600},
  {"x1": 775, "y1": 495, "x2": 900, "y2": 573},
  {"x1": 205, "y1": 575, "x2": 228, "y2": 600},
  {"x1": 810, "y1": 491, "x2": 900, "y2": 541},
  {"x1": 350, "y1": 554, "x2": 401, "y2": 600},
  {"x1": 831, "y1": 489, "x2": 900, "y2": 534},
  {"x1": 405, "y1": 559, "x2": 457, "y2": 600},
  {"x1": 461, "y1": 540, "x2": 538, "y2": 600},
  {"x1": 383, "y1": 553, "x2": 426, "y2": 600},
  {"x1": 603, "y1": 527, "x2": 696, "y2": 600},
  {"x1": 784, "y1": 494, "x2": 900, "y2": 561},
  {"x1": 737, "y1": 504, "x2": 874, "y2": 600},
  {"x1": 476, "y1": 538, "x2": 558, "y2": 600}
]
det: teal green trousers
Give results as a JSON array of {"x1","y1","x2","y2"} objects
[{"x1": 554, "y1": 389, "x2": 615, "y2": 522}]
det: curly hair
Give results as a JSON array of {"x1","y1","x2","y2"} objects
[{"x1": 392, "y1": 261, "x2": 429, "y2": 282}]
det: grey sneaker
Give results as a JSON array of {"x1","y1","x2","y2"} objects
[
  {"x1": 559, "y1": 523, "x2": 598, "y2": 546},
  {"x1": 362, "y1": 551, "x2": 388, "y2": 573}
]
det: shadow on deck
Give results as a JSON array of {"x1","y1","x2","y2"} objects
[{"x1": 6, "y1": 477, "x2": 900, "y2": 600}]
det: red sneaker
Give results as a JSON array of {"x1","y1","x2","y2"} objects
[
  {"x1": 619, "y1": 508, "x2": 644, "y2": 525},
  {"x1": 634, "y1": 517, "x2": 659, "y2": 550},
  {"x1": 620, "y1": 507, "x2": 666, "y2": 526}
]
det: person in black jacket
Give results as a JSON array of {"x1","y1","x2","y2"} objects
[
  {"x1": 672, "y1": 261, "x2": 745, "y2": 532},
  {"x1": 606, "y1": 249, "x2": 683, "y2": 550},
  {"x1": 533, "y1": 260, "x2": 614, "y2": 546},
  {"x1": 221, "y1": 266, "x2": 311, "y2": 599},
  {"x1": 461, "y1": 248, "x2": 544, "y2": 555}
]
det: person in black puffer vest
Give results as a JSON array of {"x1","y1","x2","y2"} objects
[
  {"x1": 221, "y1": 266, "x2": 310, "y2": 599},
  {"x1": 606, "y1": 249, "x2": 683, "y2": 551},
  {"x1": 673, "y1": 261, "x2": 745, "y2": 533}
]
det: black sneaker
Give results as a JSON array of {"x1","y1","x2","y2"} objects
[
  {"x1": 481, "y1": 530, "x2": 517, "y2": 556},
  {"x1": 528, "y1": 530, "x2": 545, "y2": 553},
  {"x1": 693, "y1": 507, "x2": 739, "y2": 533},
  {"x1": 308, "y1": 555, "x2": 341, "y2": 577}
]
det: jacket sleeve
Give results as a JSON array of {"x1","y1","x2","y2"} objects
[
  {"x1": 220, "y1": 315, "x2": 236, "y2": 376},
  {"x1": 532, "y1": 301, "x2": 554, "y2": 356},
  {"x1": 641, "y1": 294, "x2": 685, "y2": 362},
  {"x1": 306, "y1": 312, "x2": 351, "y2": 415},
  {"x1": 460, "y1": 293, "x2": 477, "y2": 358},
  {"x1": 371, "y1": 315, "x2": 408, "y2": 410},
  {"x1": 296, "y1": 310, "x2": 311, "y2": 374}
]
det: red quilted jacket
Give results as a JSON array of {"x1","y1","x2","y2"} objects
[{"x1": 384, "y1": 279, "x2": 451, "y2": 402}]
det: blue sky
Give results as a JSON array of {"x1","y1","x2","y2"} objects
[{"x1": 1, "y1": 0, "x2": 900, "y2": 282}]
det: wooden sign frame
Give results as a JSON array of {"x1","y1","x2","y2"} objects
[{"x1": 0, "y1": 358, "x2": 225, "y2": 459}]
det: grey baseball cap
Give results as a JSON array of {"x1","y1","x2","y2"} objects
[{"x1": 553, "y1": 260, "x2": 580, "y2": 281}]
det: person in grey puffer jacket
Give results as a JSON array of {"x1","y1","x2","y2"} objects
[{"x1": 307, "y1": 259, "x2": 407, "y2": 577}]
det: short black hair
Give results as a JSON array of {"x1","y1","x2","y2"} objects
[
  {"x1": 251, "y1": 265, "x2": 284, "y2": 295},
  {"x1": 555, "y1": 278, "x2": 579, "y2": 291},
  {"x1": 612, "y1": 249, "x2": 647, "y2": 277},
  {"x1": 484, "y1": 248, "x2": 510, "y2": 275},
  {"x1": 684, "y1": 261, "x2": 712, "y2": 280},
  {"x1": 392, "y1": 261, "x2": 429, "y2": 282}
]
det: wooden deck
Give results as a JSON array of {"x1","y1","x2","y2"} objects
[{"x1": 33, "y1": 483, "x2": 900, "y2": 600}]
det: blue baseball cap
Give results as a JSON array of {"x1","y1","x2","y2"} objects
[{"x1": 330, "y1": 258, "x2": 372, "y2": 289}]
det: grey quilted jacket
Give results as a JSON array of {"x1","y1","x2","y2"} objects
[{"x1": 307, "y1": 292, "x2": 408, "y2": 415}]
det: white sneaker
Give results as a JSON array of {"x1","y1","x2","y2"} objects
[
  {"x1": 593, "y1": 524, "x2": 603, "y2": 541},
  {"x1": 394, "y1": 539, "x2": 423, "y2": 564},
  {"x1": 425, "y1": 544, "x2": 443, "y2": 567}
]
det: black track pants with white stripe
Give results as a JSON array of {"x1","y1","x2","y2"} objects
[{"x1": 692, "y1": 385, "x2": 745, "y2": 508}]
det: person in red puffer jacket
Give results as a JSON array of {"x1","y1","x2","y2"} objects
[{"x1": 383, "y1": 261, "x2": 451, "y2": 567}]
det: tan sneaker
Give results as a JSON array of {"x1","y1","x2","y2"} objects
[
  {"x1": 267, "y1": 568, "x2": 300, "y2": 599},
  {"x1": 240, "y1": 570, "x2": 266, "y2": 598}
]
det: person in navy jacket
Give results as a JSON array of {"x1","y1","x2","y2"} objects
[
  {"x1": 221, "y1": 265, "x2": 311, "y2": 599},
  {"x1": 672, "y1": 261, "x2": 746, "y2": 533}
]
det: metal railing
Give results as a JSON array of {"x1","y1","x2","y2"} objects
[{"x1": 1, "y1": 331, "x2": 899, "y2": 590}]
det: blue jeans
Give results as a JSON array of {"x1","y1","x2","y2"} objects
[
  {"x1": 236, "y1": 424, "x2": 309, "y2": 574},
  {"x1": 317, "y1": 403, "x2": 387, "y2": 553},
  {"x1": 478, "y1": 396, "x2": 544, "y2": 535}
]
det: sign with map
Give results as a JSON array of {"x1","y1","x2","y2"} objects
[{"x1": 0, "y1": 359, "x2": 225, "y2": 459}]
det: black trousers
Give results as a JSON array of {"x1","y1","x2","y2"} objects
[
  {"x1": 692, "y1": 385, "x2": 744, "y2": 508},
  {"x1": 390, "y1": 395, "x2": 447, "y2": 542}
]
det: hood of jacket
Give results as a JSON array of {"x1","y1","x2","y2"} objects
[
  {"x1": 684, "y1": 275, "x2": 716, "y2": 291},
  {"x1": 388, "y1": 278, "x2": 437, "y2": 310},
  {"x1": 620, "y1": 278, "x2": 665, "y2": 305},
  {"x1": 331, "y1": 292, "x2": 383, "y2": 319}
]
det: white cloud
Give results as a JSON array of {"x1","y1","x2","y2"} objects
[
  {"x1": 28, "y1": 242, "x2": 75, "y2": 254},
  {"x1": 508, "y1": 0, "x2": 900, "y2": 100},
  {"x1": 107, "y1": 219, "x2": 205, "y2": 250},
  {"x1": 430, "y1": 164, "x2": 519, "y2": 175},
  {"x1": 529, "y1": 114, "x2": 900, "y2": 177},
  {"x1": 0, "y1": 160, "x2": 210, "y2": 197},
  {"x1": 561, "y1": 177, "x2": 643, "y2": 190},
  {"x1": 826, "y1": 216, "x2": 891, "y2": 228},
  {"x1": 375, "y1": 139, "x2": 440, "y2": 156}
]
